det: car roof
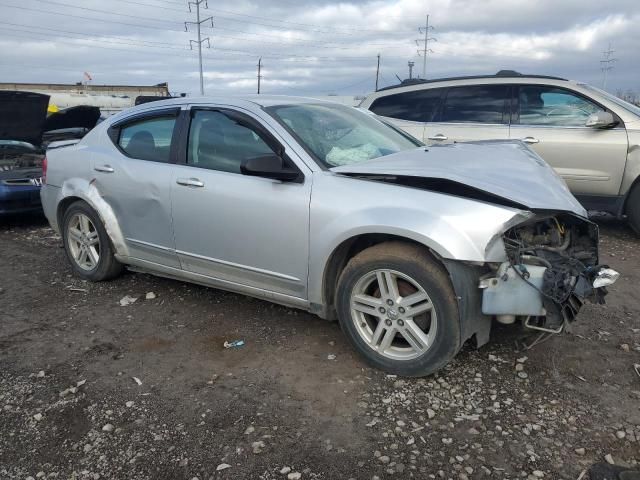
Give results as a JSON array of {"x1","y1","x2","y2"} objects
[
  {"x1": 375, "y1": 70, "x2": 568, "y2": 93},
  {"x1": 108, "y1": 94, "x2": 343, "y2": 122}
]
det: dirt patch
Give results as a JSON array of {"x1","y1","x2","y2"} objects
[{"x1": 0, "y1": 213, "x2": 638, "y2": 479}]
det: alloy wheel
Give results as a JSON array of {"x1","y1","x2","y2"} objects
[
  {"x1": 350, "y1": 269, "x2": 437, "y2": 361},
  {"x1": 67, "y1": 213, "x2": 101, "y2": 271}
]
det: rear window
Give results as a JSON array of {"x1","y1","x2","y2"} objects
[
  {"x1": 118, "y1": 116, "x2": 176, "y2": 162},
  {"x1": 441, "y1": 85, "x2": 509, "y2": 124},
  {"x1": 369, "y1": 88, "x2": 444, "y2": 122}
]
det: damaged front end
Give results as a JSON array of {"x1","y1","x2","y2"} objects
[{"x1": 480, "y1": 214, "x2": 619, "y2": 333}]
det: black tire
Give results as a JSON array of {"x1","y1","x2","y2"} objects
[
  {"x1": 626, "y1": 184, "x2": 640, "y2": 235},
  {"x1": 61, "y1": 201, "x2": 124, "y2": 281},
  {"x1": 336, "y1": 241, "x2": 460, "y2": 377}
]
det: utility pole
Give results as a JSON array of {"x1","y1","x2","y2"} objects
[
  {"x1": 416, "y1": 14, "x2": 436, "y2": 79},
  {"x1": 600, "y1": 43, "x2": 617, "y2": 91},
  {"x1": 185, "y1": 0, "x2": 213, "y2": 96},
  {"x1": 375, "y1": 54, "x2": 380, "y2": 91},
  {"x1": 408, "y1": 61, "x2": 415, "y2": 80},
  {"x1": 257, "y1": 57, "x2": 262, "y2": 94}
]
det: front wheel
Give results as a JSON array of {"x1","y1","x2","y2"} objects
[
  {"x1": 336, "y1": 242, "x2": 460, "y2": 377},
  {"x1": 62, "y1": 201, "x2": 123, "y2": 281}
]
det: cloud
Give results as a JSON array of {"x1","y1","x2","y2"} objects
[{"x1": 0, "y1": 0, "x2": 638, "y2": 96}]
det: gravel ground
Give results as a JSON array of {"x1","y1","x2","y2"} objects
[{"x1": 1, "y1": 214, "x2": 639, "y2": 480}]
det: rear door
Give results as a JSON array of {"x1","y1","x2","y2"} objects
[
  {"x1": 425, "y1": 84, "x2": 510, "y2": 145},
  {"x1": 509, "y1": 85, "x2": 628, "y2": 196},
  {"x1": 92, "y1": 108, "x2": 180, "y2": 267},
  {"x1": 367, "y1": 88, "x2": 444, "y2": 141}
]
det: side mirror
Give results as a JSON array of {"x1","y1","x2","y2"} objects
[
  {"x1": 585, "y1": 110, "x2": 616, "y2": 128},
  {"x1": 240, "y1": 154, "x2": 299, "y2": 182}
]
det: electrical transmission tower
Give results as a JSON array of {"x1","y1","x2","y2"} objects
[
  {"x1": 185, "y1": 0, "x2": 213, "y2": 95},
  {"x1": 416, "y1": 14, "x2": 436, "y2": 79},
  {"x1": 600, "y1": 43, "x2": 617, "y2": 91}
]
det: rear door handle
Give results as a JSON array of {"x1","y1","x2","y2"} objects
[
  {"x1": 176, "y1": 177, "x2": 205, "y2": 188},
  {"x1": 522, "y1": 136, "x2": 540, "y2": 144},
  {"x1": 427, "y1": 134, "x2": 448, "y2": 141},
  {"x1": 94, "y1": 165, "x2": 114, "y2": 173}
]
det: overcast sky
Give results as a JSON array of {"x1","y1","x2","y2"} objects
[{"x1": 0, "y1": 0, "x2": 638, "y2": 97}]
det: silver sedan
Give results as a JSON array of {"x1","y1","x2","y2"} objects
[{"x1": 41, "y1": 96, "x2": 618, "y2": 376}]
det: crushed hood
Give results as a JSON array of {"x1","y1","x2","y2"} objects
[
  {"x1": 0, "y1": 91, "x2": 50, "y2": 146},
  {"x1": 44, "y1": 105, "x2": 101, "y2": 132},
  {"x1": 332, "y1": 141, "x2": 587, "y2": 216}
]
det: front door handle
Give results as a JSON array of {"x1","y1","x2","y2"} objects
[
  {"x1": 427, "y1": 134, "x2": 448, "y2": 141},
  {"x1": 94, "y1": 165, "x2": 114, "y2": 173},
  {"x1": 522, "y1": 136, "x2": 540, "y2": 144},
  {"x1": 176, "y1": 177, "x2": 205, "y2": 188}
]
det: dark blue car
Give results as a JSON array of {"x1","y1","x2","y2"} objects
[
  {"x1": 0, "y1": 91, "x2": 49, "y2": 216},
  {"x1": 0, "y1": 91, "x2": 100, "y2": 215}
]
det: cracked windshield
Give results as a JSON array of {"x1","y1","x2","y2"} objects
[{"x1": 268, "y1": 103, "x2": 420, "y2": 167}]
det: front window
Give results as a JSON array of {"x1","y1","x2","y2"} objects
[
  {"x1": 517, "y1": 86, "x2": 600, "y2": 126},
  {"x1": 187, "y1": 110, "x2": 275, "y2": 174},
  {"x1": 266, "y1": 103, "x2": 421, "y2": 168}
]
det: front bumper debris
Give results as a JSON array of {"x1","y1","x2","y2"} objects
[{"x1": 479, "y1": 213, "x2": 619, "y2": 333}]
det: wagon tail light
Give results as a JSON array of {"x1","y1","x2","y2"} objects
[{"x1": 42, "y1": 156, "x2": 47, "y2": 184}]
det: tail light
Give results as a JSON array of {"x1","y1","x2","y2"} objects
[{"x1": 42, "y1": 156, "x2": 47, "y2": 184}]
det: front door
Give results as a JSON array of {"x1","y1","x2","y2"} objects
[
  {"x1": 509, "y1": 85, "x2": 628, "y2": 196},
  {"x1": 171, "y1": 107, "x2": 311, "y2": 299},
  {"x1": 91, "y1": 109, "x2": 180, "y2": 267},
  {"x1": 425, "y1": 84, "x2": 510, "y2": 145}
]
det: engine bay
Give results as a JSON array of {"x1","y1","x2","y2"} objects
[{"x1": 501, "y1": 214, "x2": 607, "y2": 330}]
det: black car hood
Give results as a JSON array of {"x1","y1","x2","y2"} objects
[
  {"x1": 0, "y1": 91, "x2": 50, "y2": 146},
  {"x1": 44, "y1": 105, "x2": 101, "y2": 132}
]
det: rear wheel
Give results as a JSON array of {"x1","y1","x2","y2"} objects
[
  {"x1": 336, "y1": 242, "x2": 460, "y2": 377},
  {"x1": 62, "y1": 201, "x2": 123, "y2": 281},
  {"x1": 626, "y1": 184, "x2": 640, "y2": 234}
]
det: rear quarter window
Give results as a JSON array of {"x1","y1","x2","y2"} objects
[
  {"x1": 117, "y1": 116, "x2": 176, "y2": 162},
  {"x1": 369, "y1": 88, "x2": 444, "y2": 122}
]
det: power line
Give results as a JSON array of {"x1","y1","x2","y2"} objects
[
  {"x1": 185, "y1": 0, "x2": 212, "y2": 95},
  {"x1": 109, "y1": 0, "x2": 405, "y2": 34},
  {"x1": 415, "y1": 14, "x2": 436, "y2": 79},
  {"x1": 257, "y1": 57, "x2": 262, "y2": 94},
  {"x1": 0, "y1": 3, "x2": 187, "y2": 32},
  {"x1": 28, "y1": 0, "x2": 185, "y2": 26},
  {"x1": 0, "y1": 25, "x2": 187, "y2": 51},
  {"x1": 0, "y1": 24, "x2": 384, "y2": 62},
  {"x1": 0, "y1": 3, "x2": 407, "y2": 55},
  {"x1": 600, "y1": 43, "x2": 617, "y2": 91},
  {"x1": 18, "y1": 0, "x2": 411, "y2": 46},
  {"x1": 0, "y1": 23, "x2": 186, "y2": 49}
]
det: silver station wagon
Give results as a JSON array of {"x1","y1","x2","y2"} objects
[{"x1": 41, "y1": 96, "x2": 618, "y2": 376}]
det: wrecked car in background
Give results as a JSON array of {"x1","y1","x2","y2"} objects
[
  {"x1": 0, "y1": 91, "x2": 101, "y2": 215},
  {"x1": 40, "y1": 96, "x2": 619, "y2": 376}
]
